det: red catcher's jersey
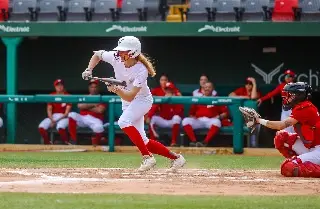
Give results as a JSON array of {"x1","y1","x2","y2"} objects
[{"x1": 290, "y1": 101, "x2": 320, "y2": 148}]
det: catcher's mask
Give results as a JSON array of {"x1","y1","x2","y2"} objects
[{"x1": 282, "y1": 82, "x2": 312, "y2": 111}]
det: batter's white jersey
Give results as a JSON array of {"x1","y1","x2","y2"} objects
[{"x1": 101, "y1": 51, "x2": 152, "y2": 108}]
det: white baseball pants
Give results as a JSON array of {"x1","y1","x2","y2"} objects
[
  {"x1": 68, "y1": 112, "x2": 104, "y2": 133},
  {"x1": 292, "y1": 139, "x2": 320, "y2": 165},
  {"x1": 182, "y1": 116, "x2": 221, "y2": 129},
  {"x1": 150, "y1": 115, "x2": 182, "y2": 128},
  {"x1": 0, "y1": 117, "x2": 3, "y2": 128},
  {"x1": 281, "y1": 109, "x2": 295, "y2": 133},
  {"x1": 118, "y1": 96, "x2": 153, "y2": 144},
  {"x1": 38, "y1": 113, "x2": 68, "y2": 130}
]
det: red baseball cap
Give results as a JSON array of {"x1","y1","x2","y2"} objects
[
  {"x1": 54, "y1": 79, "x2": 64, "y2": 86},
  {"x1": 89, "y1": 79, "x2": 99, "y2": 85},
  {"x1": 284, "y1": 69, "x2": 295, "y2": 77}
]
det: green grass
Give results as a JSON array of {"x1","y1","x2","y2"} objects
[
  {"x1": 0, "y1": 152, "x2": 283, "y2": 169},
  {"x1": 0, "y1": 193, "x2": 319, "y2": 209}
]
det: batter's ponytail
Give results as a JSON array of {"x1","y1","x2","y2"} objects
[{"x1": 137, "y1": 53, "x2": 156, "y2": 77}]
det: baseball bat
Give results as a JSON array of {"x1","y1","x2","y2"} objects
[{"x1": 91, "y1": 77, "x2": 127, "y2": 87}]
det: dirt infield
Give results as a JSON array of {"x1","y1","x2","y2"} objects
[{"x1": 0, "y1": 168, "x2": 320, "y2": 195}]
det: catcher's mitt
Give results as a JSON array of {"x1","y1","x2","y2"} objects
[{"x1": 239, "y1": 106, "x2": 261, "y2": 133}]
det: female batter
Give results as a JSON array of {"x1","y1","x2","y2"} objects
[{"x1": 82, "y1": 36, "x2": 186, "y2": 172}]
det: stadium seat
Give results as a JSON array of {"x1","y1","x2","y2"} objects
[
  {"x1": 116, "y1": 0, "x2": 144, "y2": 21},
  {"x1": 0, "y1": 0, "x2": 9, "y2": 21},
  {"x1": 296, "y1": 0, "x2": 320, "y2": 21},
  {"x1": 37, "y1": 0, "x2": 65, "y2": 21},
  {"x1": 91, "y1": 0, "x2": 117, "y2": 21},
  {"x1": 143, "y1": 0, "x2": 168, "y2": 21},
  {"x1": 65, "y1": 0, "x2": 92, "y2": 21},
  {"x1": 9, "y1": 0, "x2": 37, "y2": 21},
  {"x1": 180, "y1": 0, "x2": 213, "y2": 21},
  {"x1": 271, "y1": 0, "x2": 298, "y2": 21},
  {"x1": 212, "y1": 0, "x2": 242, "y2": 21},
  {"x1": 240, "y1": 0, "x2": 269, "y2": 21}
]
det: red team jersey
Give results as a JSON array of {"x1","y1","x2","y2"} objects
[
  {"x1": 290, "y1": 101, "x2": 320, "y2": 148},
  {"x1": 148, "y1": 104, "x2": 184, "y2": 120},
  {"x1": 189, "y1": 104, "x2": 226, "y2": 118},
  {"x1": 80, "y1": 103, "x2": 107, "y2": 121},
  {"x1": 260, "y1": 82, "x2": 286, "y2": 102},
  {"x1": 151, "y1": 86, "x2": 181, "y2": 96},
  {"x1": 48, "y1": 92, "x2": 72, "y2": 114},
  {"x1": 233, "y1": 87, "x2": 261, "y2": 98}
]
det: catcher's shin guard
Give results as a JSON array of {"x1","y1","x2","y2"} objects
[
  {"x1": 274, "y1": 130, "x2": 298, "y2": 158},
  {"x1": 281, "y1": 158, "x2": 320, "y2": 178}
]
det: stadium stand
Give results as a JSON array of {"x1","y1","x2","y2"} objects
[
  {"x1": 64, "y1": 0, "x2": 92, "y2": 21},
  {"x1": 270, "y1": 0, "x2": 298, "y2": 21},
  {"x1": 9, "y1": 0, "x2": 38, "y2": 21},
  {"x1": 295, "y1": 0, "x2": 320, "y2": 21},
  {"x1": 37, "y1": 0, "x2": 64, "y2": 21},
  {"x1": 115, "y1": 0, "x2": 144, "y2": 21},
  {"x1": 91, "y1": 0, "x2": 117, "y2": 21},
  {"x1": 239, "y1": 0, "x2": 269, "y2": 21},
  {"x1": 212, "y1": 0, "x2": 242, "y2": 21},
  {"x1": 0, "y1": 0, "x2": 9, "y2": 21},
  {"x1": 179, "y1": 0, "x2": 212, "y2": 22}
]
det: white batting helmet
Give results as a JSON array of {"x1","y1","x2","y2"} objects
[{"x1": 113, "y1": 36, "x2": 141, "y2": 58}]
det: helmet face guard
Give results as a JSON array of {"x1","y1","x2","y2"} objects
[{"x1": 281, "y1": 91, "x2": 296, "y2": 111}]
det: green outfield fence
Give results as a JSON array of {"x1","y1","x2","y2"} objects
[{"x1": 0, "y1": 95, "x2": 246, "y2": 153}]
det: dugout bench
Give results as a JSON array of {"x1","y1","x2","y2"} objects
[{"x1": 0, "y1": 95, "x2": 252, "y2": 153}]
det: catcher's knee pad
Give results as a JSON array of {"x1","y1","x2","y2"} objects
[
  {"x1": 281, "y1": 157, "x2": 320, "y2": 178},
  {"x1": 274, "y1": 130, "x2": 298, "y2": 158}
]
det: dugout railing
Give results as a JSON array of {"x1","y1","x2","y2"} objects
[{"x1": 0, "y1": 94, "x2": 253, "y2": 153}]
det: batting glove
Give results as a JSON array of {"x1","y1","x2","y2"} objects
[{"x1": 82, "y1": 68, "x2": 93, "y2": 80}]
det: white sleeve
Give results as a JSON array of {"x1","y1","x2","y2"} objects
[
  {"x1": 100, "y1": 51, "x2": 116, "y2": 64},
  {"x1": 133, "y1": 70, "x2": 148, "y2": 88}
]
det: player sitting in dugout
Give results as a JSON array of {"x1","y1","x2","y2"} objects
[
  {"x1": 193, "y1": 74, "x2": 218, "y2": 97},
  {"x1": 146, "y1": 82, "x2": 184, "y2": 147},
  {"x1": 68, "y1": 79, "x2": 107, "y2": 146},
  {"x1": 151, "y1": 74, "x2": 181, "y2": 96},
  {"x1": 182, "y1": 81, "x2": 230, "y2": 147},
  {"x1": 229, "y1": 77, "x2": 261, "y2": 99},
  {"x1": 38, "y1": 79, "x2": 72, "y2": 145}
]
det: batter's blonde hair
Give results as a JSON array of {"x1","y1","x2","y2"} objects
[{"x1": 137, "y1": 53, "x2": 156, "y2": 77}]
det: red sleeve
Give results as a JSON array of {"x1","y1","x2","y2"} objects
[
  {"x1": 260, "y1": 83, "x2": 284, "y2": 102},
  {"x1": 290, "y1": 108, "x2": 308, "y2": 124},
  {"x1": 174, "y1": 104, "x2": 184, "y2": 117},
  {"x1": 189, "y1": 105, "x2": 197, "y2": 116},
  {"x1": 151, "y1": 88, "x2": 159, "y2": 96},
  {"x1": 148, "y1": 104, "x2": 160, "y2": 118},
  {"x1": 233, "y1": 87, "x2": 244, "y2": 96}
]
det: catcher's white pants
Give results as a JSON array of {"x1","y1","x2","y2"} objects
[
  {"x1": 292, "y1": 139, "x2": 320, "y2": 165},
  {"x1": 0, "y1": 117, "x2": 3, "y2": 128},
  {"x1": 281, "y1": 109, "x2": 295, "y2": 133},
  {"x1": 118, "y1": 96, "x2": 153, "y2": 144},
  {"x1": 182, "y1": 117, "x2": 221, "y2": 129},
  {"x1": 68, "y1": 112, "x2": 104, "y2": 133},
  {"x1": 38, "y1": 113, "x2": 68, "y2": 130}
]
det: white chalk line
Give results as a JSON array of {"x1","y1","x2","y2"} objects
[{"x1": 0, "y1": 168, "x2": 319, "y2": 187}]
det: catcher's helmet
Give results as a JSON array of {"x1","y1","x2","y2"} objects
[{"x1": 281, "y1": 82, "x2": 312, "y2": 111}]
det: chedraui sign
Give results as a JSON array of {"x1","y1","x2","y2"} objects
[
  {"x1": 106, "y1": 25, "x2": 147, "y2": 33},
  {"x1": 0, "y1": 25, "x2": 30, "y2": 33},
  {"x1": 198, "y1": 25, "x2": 240, "y2": 33}
]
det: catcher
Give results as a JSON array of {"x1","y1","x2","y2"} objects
[{"x1": 240, "y1": 82, "x2": 320, "y2": 178}]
